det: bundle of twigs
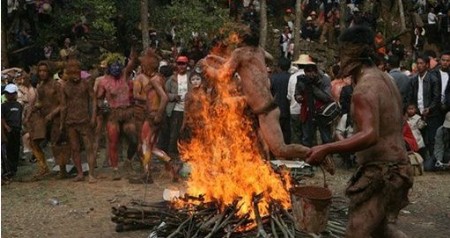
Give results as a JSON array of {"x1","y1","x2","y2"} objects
[{"x1": 111, "y1": 195, "x2": 348, "y2": 237}]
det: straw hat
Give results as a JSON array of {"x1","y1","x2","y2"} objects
[
  {"x1": 444, "y1": 112, "x2": 450, "y2": 128},
  {"x1": 306, "y1": 16, "x2": 313, "y2": 21},
  {"x1": 292, "y1": 54, "x2": 315, "y2": 65}
]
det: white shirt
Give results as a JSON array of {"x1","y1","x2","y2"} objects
[
  {"x1": 287, "y1": 69, "x2": 305, "y2": 115},
  {"x1": 427, "y1": 12, "x2": 437, "y2": 24},
  {"x1": 439, "y1": 70, "x2": 449, "y2": 103},
  {"x1": 417, "y1": 72, "x2": 426, "y2": 114},
  {"x1": 336, "y1": 114, "x2": 353, "y2": 138},
  {"x1": 174, "y1": 74, "x2": 188, "y2": 111}
]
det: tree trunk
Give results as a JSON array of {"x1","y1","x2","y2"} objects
[
  {"x1": 259, "y1": 0, "x2": 267, "y2": 48},
  {"x1": 293, "y1": 0, "x2": 303, "y2": 59},
  {"x1": 1, "y1": 23, "x2": 8, "y2": 67},
  {"x1": 398, "y1": 0, "x2": 406, "y2": 31},
  {"x1": 339, "y1": 0, "x2": 347, "y2": 32},
  {"x1": 140, "y1": 0, "x2": 150, "y2": 50}
]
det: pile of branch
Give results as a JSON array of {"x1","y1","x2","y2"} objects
[{"x1": 111, "y1": 195, "x2": 348, "y2": 237}]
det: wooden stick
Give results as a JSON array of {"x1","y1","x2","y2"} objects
[
  {"x1": 167, "y1": 215, "x2": 192, "y2": 238},
  {"x1": 270, "y1": 215, "x2": 279, "y2": 238},
  {"x1": 277, "y1": 212, "x2": 295, "y2": 238},
  {"x1": 252, "y1": 193, "x2": 269, "y2": 238},
  {"x1": 204, "y1": 212, "x2": 226, "y2": 238},
  {"x1": 272, "y1": 213, "x2": 289, "y2": 238}
]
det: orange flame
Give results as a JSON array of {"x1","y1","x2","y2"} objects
[{"x1": 178, "y1": 52, "x2": 292, "y2": 228}]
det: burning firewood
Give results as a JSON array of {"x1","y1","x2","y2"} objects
[{"x1": 111, "y1": 195, "x2": 348, "y2": 237}]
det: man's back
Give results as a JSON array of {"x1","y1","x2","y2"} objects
[
  {"x1": 354, "y1": 68, "x2": 407, "y2": 164},
  {"x1": 232, "y1": 46, "x2": 273, "y2": 113}
]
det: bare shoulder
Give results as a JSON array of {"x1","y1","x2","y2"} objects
[
  {"x1": 95, "y1": 75, "x2": 104, "y2": 81},
  {"x1": 152, "y1": 73, "x2": 164, "y2": 83},
  {"x1": 358, "y1": 70, "x2": 387, "y2": 89},
  {"x1": 134, "y1": 74, "x2": 145, "y2": 83}
]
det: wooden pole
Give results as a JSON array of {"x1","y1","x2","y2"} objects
[
  {"x1": 259, "y1": 0, "x2": 268, "y2": 49},
  {"x1": 398, "y1": 0, "x2": 406, "y2": 31},
  {"x1": 140, "y1": 0, "x2": 150, "y2": 50},
  {"x1": 293, "y1": 0, "x2": 303, "y2": 59}
]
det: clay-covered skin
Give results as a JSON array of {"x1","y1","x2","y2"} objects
[
  {"x1": 202, "y1": 44, "x2": 310, "y2": 160},
  {"x1": 307, "y1": 64, "x2": 412, "y2": 238}
]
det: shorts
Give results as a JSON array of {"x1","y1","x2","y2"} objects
[
  {"x1": 67, "y1": 123, "x2": 93, "y2": 143},
  {"x1": 29, "y1": 110, "x2": 46, "y2": 140},
  {"x1": 345, "y1": 161, "x2": 414, "y2": 218},
  {"x1": 108, "y1": 106, "x2": 135, "y2": 125}
]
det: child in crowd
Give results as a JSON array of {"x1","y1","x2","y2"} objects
[
  {"x1": 405, "y1": 103, "x2": 426, "y2": 154},
  {"x1": 178, "y1": 70, "x2": 209, "y2": 178},
  {"x1": 180, "y1": 70, "x2": 209, "y2": 142}
]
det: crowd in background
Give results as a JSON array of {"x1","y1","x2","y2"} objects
[{"x1": 2, "y1": 0, "x2": 450, "y2": 184}]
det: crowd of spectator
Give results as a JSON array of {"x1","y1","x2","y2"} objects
[{"x1": 2, "y1": 0, "x2": 450, "y2": 184}]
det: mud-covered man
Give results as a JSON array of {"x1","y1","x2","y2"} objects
[
  {"x1": 306, "y1": 26, "x2": 413, "y2": 237},
  {"x1": 202, "y1": 23, "x2": 310, "y2": 160},
  {"x1": 60, "y1": 59, "x2": 96, "y2": 182},
  {"x1": 129, "y1": 49, "x2": 174, "y2": 184},
  {"x1": 25, "y1": 62, "x2": 69, "y2": 179},
  {"x1": 97, "y1": 50, "x2": 137, "y2": 180}
]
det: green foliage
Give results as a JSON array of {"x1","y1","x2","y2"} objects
[
  {"x1": 37, "y1": 0, "x2": 118, "y2": 45},
  {"x1": 151, "y1": 0, "x2": 231, "y2": 45}
]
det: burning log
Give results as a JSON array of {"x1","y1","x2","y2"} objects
[{"x1": 111, "y1": 195, "x2": 348, "y2": 237}]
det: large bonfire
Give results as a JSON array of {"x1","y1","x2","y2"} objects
[{"x1": 177, "y1": 33, "x2": 292, "y2": 228}]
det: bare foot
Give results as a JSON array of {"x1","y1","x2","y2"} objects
[
  {"x1": 88, "y1": 176, "x2": 97, "y2": 183},
  {"x1": 58, "y1": 171, "x2": 69, "y2": 180},
  {"x1": 73, "y1": 175, "x2": 84, "y2": 182},
  {"x1": 112, "y1": 170, "x2": 121, "y2": 181},
  {"x1": 32, "y1": 169, "x2": 51, "y2": 180}
]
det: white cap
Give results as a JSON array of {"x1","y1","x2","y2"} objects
[
  {"x1": 159, "y1": 60, "x2": 169, "y2": 68},
  {"x1": 4, "y1": 84, "x2": 18, "y2": 94}
]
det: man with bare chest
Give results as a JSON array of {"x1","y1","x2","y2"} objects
[
  {"x1": 60, "y1": 59, "x2": 96, "y2": 182},
  {"x1": 129, "y1": 49, "x2": 172, "y2": 184},
  {"x1": 202, "y1": 24, "x2": 310, "y2": 160},
  {"x1": 26, "y1": 62, "x2": 69, "y2": 179},
  {"x1": 306, "y1": 26, "x2": 413, "y2": 237},
  {"x1": 97, "y1": 51, "x2": 137, "y2": 180}
]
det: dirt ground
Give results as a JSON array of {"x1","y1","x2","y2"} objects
[{"x1": 1, "y1": 151, "x2": 450, "y2": 238}]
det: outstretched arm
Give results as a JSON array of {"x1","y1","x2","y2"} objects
[
  {"x1": 124, "y1": 47, "x2": 137, "y2": 80},
  {"x1": 307, "y1": 92, "x2": 379, "y2": 165},
  {"x1": 202, "y1": 53, "x2": 238, "y2": 82}
]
